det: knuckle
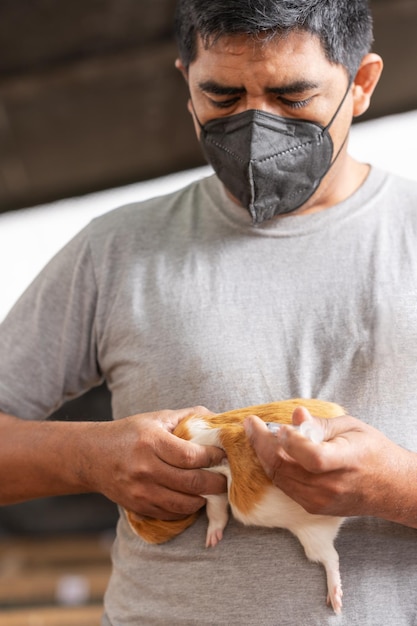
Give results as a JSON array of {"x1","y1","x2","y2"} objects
[
  {"x1": 304, "y1": 500, "x2": 324, "y2": 515},
  {"x1": 165, "y1": 493, "x2": 201, "y2": 516},
  {"x1": 131, "y1": 457, "x2": 154, "y2": 483},
  {"x1": 306, "y1": 454, "x2": 328, "y2": 474},
  {"x1": 191, "y1": 405, "x2": 210, "y2": 416},
  {"x1": 187, "y1": 470, "x2": 204, "y2": 494},
  {"x1": 309, "y1": 460, "x2": 325, "y2": 474},
  {"x1": 181, "y1": 445, "x2": 198, "y2": 467},
  {"x1": 270, "y1": 465, "x2": 283, "y2": 484}
]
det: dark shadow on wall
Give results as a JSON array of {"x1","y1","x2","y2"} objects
[
  {"x1": 0, "y1": 0, "x2": 416, "y2": 214},
  {"x1": 0, "y1": 384, "x2": 118, "y2": 536}
]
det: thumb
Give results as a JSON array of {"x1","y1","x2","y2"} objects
[
  {"x1": 291, "y1": 407, "x2": 326, "y2": 444},
  {"x1": 291, "y1": 406, "x2": 358, "y2": 445},
  {"x1": 243, "y1": 415, "x2": 288, "y2": 480},
  {"x1": 162, "y1": 432, "x2": 226, "y2": 469},
  {"x1": 198, "y1": 441, "x2": 227, "y2": 468},
  {"x1": 243, "y1": 414, "x2": 272, "y2": 446},
  {"x1": 173, "y1": 436, "x2": 226, "y2": 469},
  {"x1": 291, "y1": 405, "x2": 314, "y2": 426}
]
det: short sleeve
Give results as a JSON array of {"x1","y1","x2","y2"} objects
[{"x1": 0, "y1": 226, "x2": 103, "y2": 419}]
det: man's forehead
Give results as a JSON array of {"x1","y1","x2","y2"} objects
[
  {"x1": 189, "y1": 31, "x2": 340, "y2": 90},
  {"x1": 195, "y1": 29, "x2": 325, "y2": 60}
]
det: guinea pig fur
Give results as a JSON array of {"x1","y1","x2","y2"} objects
[{"x1": 125, "y1": 398, "x2": 346, "y2": 613}]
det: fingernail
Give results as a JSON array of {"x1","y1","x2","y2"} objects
[{"x1": 265, "y1": 422, "x2": 281, "y2": 435}]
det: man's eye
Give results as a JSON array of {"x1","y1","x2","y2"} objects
[
  {"x1": 280, "y1": 97, "x2": 313, "y2": 110},
  {"x1": 210, "y1": 98, "x2": 239, "y2": 109}
]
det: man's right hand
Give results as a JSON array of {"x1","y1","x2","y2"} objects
[{"x1": 78, "y1": 406, "x2": 227, "y2": 520}]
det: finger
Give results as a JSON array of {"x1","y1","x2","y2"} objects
[
  {"x1": 276, "y1": 421, "x2": 355, "y2": 473},
  {"x1": 129, "y1": 484, "x2": 207, "y2": 520},
  {"x1": 319, "y1": 414, "x2": 363, "y2": 441},
  {"x1": 157, "y1": 428, "x2": 226, "y2": 470},
  {"x1": 291, "y1": 406, "x2": 356, "y2": 436},
  {"x1": 291, "y1": 405, "x2": 315, "y2": 426},
  {"x1": 245, "y1": 413, "x2": 337, "y2": 475},
  {"x1": 152, "y1": 405, "x2": 225, "y2": 468},
  {"x1": 243, "y1": 415, "x2": 288, "y2": 478},
  {"x1": 156, "y1": 405, "x2": 214, "y2": 432},
  {"x1": 151, "y1": 487, "x2": 207, "y2": 518},
  {"x1": 244, "y1": 414, "x2": 270, "y2": 439},
  {"x1": 160, "y1": 462, "x2": 227, "y2": 497}
]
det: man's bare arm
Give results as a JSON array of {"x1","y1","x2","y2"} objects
[{"x1": 0, "y1": 407, "x2": 226, "y2": 520}]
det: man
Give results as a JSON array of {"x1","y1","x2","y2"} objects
[{"x1": 1, "y1": 1, "x2": 417, "y2": 624}]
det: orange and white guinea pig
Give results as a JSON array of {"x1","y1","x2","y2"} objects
[{"x1": 125, "y1": 399, "x2": 346, "y2": 614}]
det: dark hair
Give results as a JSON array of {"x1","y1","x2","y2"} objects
[{"x1": 174, "y1": 0, "x2": 373, "y2": 78}]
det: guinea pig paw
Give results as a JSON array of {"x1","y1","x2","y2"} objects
[
  {"x1": 327, "y1": 585, "x2": 343, "y2": 614},
  {"x1": 205, "y1": 527, "x2": 224, "y2": 548}
]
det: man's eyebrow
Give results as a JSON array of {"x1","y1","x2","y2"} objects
[
  {"x1": 197, "y1": 79, "x2": 320, "y2": 97},
  {"x1": 198, "y1": 80, "x2": 246, "y2": 96},
  {"x1": 266, "y1": 80, "x2": 320, "y2": 95}
]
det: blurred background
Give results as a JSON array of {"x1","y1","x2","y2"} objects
[
  {"x1": 0, "y1": 0, "x2": 416, "y2": 214},
  {"x1": 0, "y1": 1, "x2": 416, "y2": 623}
]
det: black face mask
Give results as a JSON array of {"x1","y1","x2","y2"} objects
[{"x1": 196, "y1": 82, "x2": 351, "y2": 224}]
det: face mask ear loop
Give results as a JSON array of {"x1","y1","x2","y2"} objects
[
  {"x1": 324, "y1": 77, "x2": 354, "y2": 167},
  {"x1": 189, "y1": 97, "x2": 205, "y2": 131},
  {"x1": 323, "y1": 77, "x2": 354, "y2": 134}
]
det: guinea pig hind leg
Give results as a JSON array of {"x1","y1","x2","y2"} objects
[
  {"x1": 204, "y1": 493, "x2": 230, "y2": 548},
  {"x1": 294, "y1": 519, "x2": 344, "y2": 614}
]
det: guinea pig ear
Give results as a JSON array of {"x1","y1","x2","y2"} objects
[{"x1": 351, "y1": 53, "x2": 384, "y2": 118}]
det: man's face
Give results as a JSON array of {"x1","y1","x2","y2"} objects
[
  {"x1": 179, "y1": 29, "x2": 357, "y2": 215},
  {"x1": 186, "y1": 29, "x2": 351, "y2": 135}
]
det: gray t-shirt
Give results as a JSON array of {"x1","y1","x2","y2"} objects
[{"x1": 1, "y1": 167, "x2": 417, "y2": 625}]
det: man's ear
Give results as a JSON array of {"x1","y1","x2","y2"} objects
[
  {"x1": 175, "y1": 58, "x2": 194, "y2": 116},
  {"x1": 175, "y1": 58, "x2": 189, "y2": 83},
  {"x1": 352, "y1": 53, "x2": 384, "y2": 118},
  {"x1": 175, "y1": 59, "x2": 198, "y2": 122}
]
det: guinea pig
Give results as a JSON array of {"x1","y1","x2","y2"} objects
[{"x1": 125, "y1": 398, "x2": 346, "y2": 614}]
